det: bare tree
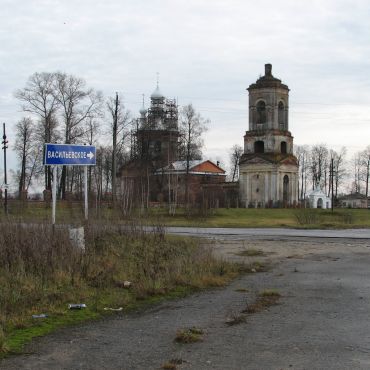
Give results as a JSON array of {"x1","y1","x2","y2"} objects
[
  {"x1": 294, "y1": 145, "x2": 309, "y2": 201},
  {"x1": 179, "y1": 104, "x2": 209, "y2": 207},
  {"x1": 329, "y1": 147, "x2": 347, "y2": 200},
  {"x1": 13, "y1": 117, "x2": 34, "y2": 196},
  {"x1": 53, "y1": 72, "x2": 103, "y2": 198},
  {"x1": 229, "y1": 144, "x2": 243, "y2": 182},
  {"x1": 106, "y1": 93, "x2": 131, "y2": 204},
  {"x1": 351, "y1": 152, "x2": 362, "y2": 194},
  {"x1": 309, "y1": 144, "x2": 328, "y2": 189},
  {"x1": 15, "y1": 72, "x2": 59, "y2": 190},
  {"x1": 359, "y1": 146, "x2": 370, "y2": 203},
  {"x1": 83, "y1": 117, "x2": 102, "y2": 194}
]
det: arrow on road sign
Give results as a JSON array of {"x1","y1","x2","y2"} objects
[{"x1": 87, "y1": 151, "x2": 94, "y2": 160}]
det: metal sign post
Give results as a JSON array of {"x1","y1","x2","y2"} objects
[
  {"x1": 84, "y1": 165, "x2": 88, "y2": 221},
  {"x1": 44, "y1": 144, "x2": 96, "y2": 225},
  {"x1": 52, "y1": 166, "x2": 57, "y2": 225}
]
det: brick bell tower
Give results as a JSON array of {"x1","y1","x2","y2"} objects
[{"x1": 239, "y1": 64, "x2": 298, "y2": 207}]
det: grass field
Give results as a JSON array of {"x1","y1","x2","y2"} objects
[
  {"x1": 1, "y1": 201, "x2": 369, "y2": 229},
  {"x1": 150, "y1": 208, "x2": 370, "y2": 229}
]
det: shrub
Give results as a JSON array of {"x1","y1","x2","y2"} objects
[{"x1": 294, "y1": 209, "x2": 319, "y2": 225}]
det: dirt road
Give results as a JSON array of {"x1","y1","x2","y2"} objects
[{"x1": 1, "y1": 237, "x2": 370, "y2": 370}]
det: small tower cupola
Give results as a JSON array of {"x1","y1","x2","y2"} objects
[
  {"x1": 150, "y1": 85, "x2": 164, "y2": 100},
  {"x1": 151, "y1": 73, "x2": 165, "y2": 101},
  {"x1": 139, "y1": 94, "x2": 147, "y2": 117},
  {"x1": 265, "y1": 63, "x2": 272, "y2": 77}
]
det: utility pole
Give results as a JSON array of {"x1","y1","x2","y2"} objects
[
  {"x1": 112, "y1": 92, "x2": 118, "y2": 206},
  {"x1": 2, "y1": 123, "x2": 8, "y2": 215},
  {"x1": 331, "y1": 157, "x2": 334, "y2": 213}
]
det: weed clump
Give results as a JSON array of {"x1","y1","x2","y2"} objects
[
  {"x1": 237, "y1": 248, "x2": 265, "y2": 257},
  {"x1": 294, "y1": 209, "x2": 320, "y2": 225},
  {"x1": 161, "y1": 362, "x2": 177, "y2": 370},
  {"x1": 225, "y1": 311, "x2": 246, "y2": 326},
  {"x1": 243, "y1": 289, "x2": 281, "y2": 314},
  {"x1": 175, "y1": 327, "x2": 204, "y2": 343}
]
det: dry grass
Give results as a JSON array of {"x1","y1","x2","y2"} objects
[
  {"x1": 225, "y1": 311, "x2": 246, "y2": 326},
  {"x1": 234, "y1": 288, "x2": 249, "y2": 292},
  {"x1": 0, "y1": 220, "x2": 239, "y2": 354},
  {"x1": 236, "y1": 248, "x2": 265, "y2": 257},
  {"x1": 161, "y1": 362, "x2": 177, "y2": 370},
  {"x1": 0, "y1": 327, "x2": 8, "y2": 353},
  {"x1": 161, "y1": 359, "x2": 183, "y2": 369},
  {"x1": 243, "y1": 289, "x2": 281, "y2": 314},
  {"x1": 175, "y1": 327, "x2": 204, "y2": 343}
]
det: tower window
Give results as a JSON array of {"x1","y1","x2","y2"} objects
[
  {"x1": 281, "y1": 141, "x2": 287, "y2": 154},
  {"x1": 256, "y1": 101, "x2": 266, "y2": 124},
  {"x1": 278, "y1": 101, "x2": 285, "y2": 129},
  {"x1": 254, "y1": 141, "x2": 264, "y2": 154}
]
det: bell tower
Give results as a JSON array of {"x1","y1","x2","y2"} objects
[{"x1": 239, "y1": 64, "x2": 298, "y2": 207}]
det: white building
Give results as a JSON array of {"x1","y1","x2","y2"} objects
[
  {"x1": 308, "y1": 186, "x2": 331, "y2": 209},
  {"x1": 239, "y1": 64, "x2": 299, "y2": 207}
]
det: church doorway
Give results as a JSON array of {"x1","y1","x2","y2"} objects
[
  {"x1": 283, "y1": 175, "x2": 289, "y2": 203},
  {"x1": 317, "y1": 198, "x2": 323, "y2": 208}
]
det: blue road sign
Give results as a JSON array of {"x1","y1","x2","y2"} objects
[{"x1": 44, "y1": 144, "x2": 96, "y2": 166}]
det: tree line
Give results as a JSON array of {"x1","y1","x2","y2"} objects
[
  {"x1": 295, "y1": 144, "x2": 370, "y2": 201},
  {"x1": 13, "y1": 72, "x2": 369, "y2": 204},
  {"x1": 228, "y1": 143, "x2": 370, "y2": 202},
  {"x1": 12, "y1": 71, "x2": 209, "y2": 202}
]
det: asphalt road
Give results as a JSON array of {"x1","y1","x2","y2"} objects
[
  {"x1": 166, "y1": 227, "x2": 370, "y2": 240},
  {"x1": 1, "y1": 232, "x2": 370, "y2": 369}
]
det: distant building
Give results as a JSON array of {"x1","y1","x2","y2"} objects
[
  {"x1": 239, "y1": 64, "x2": 299, "y2": 208},
  {"x1": 338, "y1": 193, "x2": 368, "y2": 208},
  {"x1": 135, "y1": 83, "x2": 180, "y2": 169},
  {"x1": 119, "y1": 85, "x2": 230, "y2": 207},
  {"x1": 155, "y1": 160, "x2": 226, "y2": 205}
]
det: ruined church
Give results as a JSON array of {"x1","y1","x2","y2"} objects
[{"x1": 239, "y1": 64, "x2": 298, "y2": 207}]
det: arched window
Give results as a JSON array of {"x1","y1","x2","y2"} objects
[
  {"x1": 278, "y1": 101, "x2": 285, "y2": 129},
  {"x1": 254, "y1": 141, "x2": 264, "y2": 153},
  {"x1": 281, "y1": 141, "x2": 287, "y2": 154},
  {"x1": 283, "y1": 175, "x2": 289, "y2": 203},
  {"x1": 256, "y1": 101, "x2": 266, "y2": 124}
]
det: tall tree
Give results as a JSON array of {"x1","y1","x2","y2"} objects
[
  {"x1": 351, "y1": 153, "x2": 362, "y2": 194},
  {"x1": 294, "y1": 145, "x2": 310, "y2": 201},
  {"x1": 106, "y1": 93, "x2": 131, "y2": 204},
  {"x1": 83, "y1": 117, "x2": 101, "y2": 194},
  {"x1": 14, "y1": 72, "x2": 59, "y2": 190},
  {"x1": 13, "y1": 117, "x2": 34, "y2": 196},
  {"x1": 329, "y1": 147, "x2": 347, "y2": 199},
  {"x1": 309, "y1": 144, "x2": 328, "y2": 189},
  {"x1": 53, "y1": 72, "x2": 103, "y2": 198},
  {"x1": 229, "y1": 144, "x2": 243, "y2": 182},
  {"x1": 179, "y1": 104, "x2": 209, "y2": 206},
  {"x1": 360, "y1": 146, "x2": 370, "y2": 204}
]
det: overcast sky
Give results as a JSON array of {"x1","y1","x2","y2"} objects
[{"x1": 1, "y1": 0, "x2": 370, "y2": 187}]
